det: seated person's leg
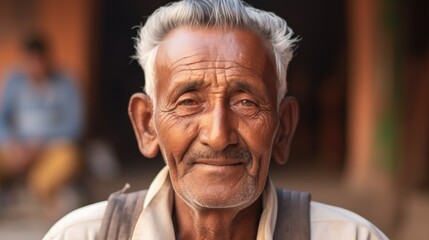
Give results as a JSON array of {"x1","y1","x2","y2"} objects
[
  {"x1": 27, "y1": 140, "x2": 81, "y2": 211},
  {"x1": 0, "y1": 144, "x2": 32, "y2": 184}
]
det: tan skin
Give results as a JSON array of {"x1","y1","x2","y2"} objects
[{"x1": 129, "y1": 27, "x2": 299, "y2": 240}]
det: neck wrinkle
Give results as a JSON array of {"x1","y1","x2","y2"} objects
[{"x1": 173, "y1": 192, "x2": 262, "y2": 240}]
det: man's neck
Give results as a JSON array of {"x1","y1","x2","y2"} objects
[{"x1": 173, "y1": 194, "x2": 262, "y2": 240}]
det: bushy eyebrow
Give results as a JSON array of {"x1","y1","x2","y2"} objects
[
  {"x1": 169, "y1": 80, "x2": 204, "y2": 100},
  {"x1": 169, "y1": 78, "x2": 265, "y2": 97},
  {"x1": 230, "y1": 80, "x2": 261, "y2": 97}
]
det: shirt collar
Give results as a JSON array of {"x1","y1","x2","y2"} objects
[{"x1": 132, "y1": 166, "x2": 278, "y2": 240}]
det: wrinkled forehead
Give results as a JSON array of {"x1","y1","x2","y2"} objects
[
  {"x1": 159, "y1": 27, "x2": 273, "y2": 57},
  {"x1": 155, "y1": 26, "x2": 276, "y2": 78}
]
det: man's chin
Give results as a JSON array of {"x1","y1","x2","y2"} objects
[{"x1": 178, "y1": 178, "x2": 259, "y2": 210}]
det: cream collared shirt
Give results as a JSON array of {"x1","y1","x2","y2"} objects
[{"x1": 44, "y1": 167, "x2": 389, "y2": 240}]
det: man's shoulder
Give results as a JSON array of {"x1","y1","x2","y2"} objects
[
  {"x1": 2, "y1": 70, "x2": 26, "y2": 87},
  {"x1": 309, "y1": 201, "x2": 389, "y2": 239},
  {"x1": 43, "y1": 201, "x2": 107, "y2": 240}
]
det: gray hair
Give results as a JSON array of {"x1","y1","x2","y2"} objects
[{"x1": 135, "y1": 0, "x2": 298, "y2": 104}]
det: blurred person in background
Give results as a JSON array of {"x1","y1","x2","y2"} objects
[{"x1": 0, "y1": 34, "x2": 84, "y2": 219}]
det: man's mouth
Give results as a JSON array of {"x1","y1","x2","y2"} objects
[
  {"x1": 194, "y1": 158, "x2": 245, "y2": 166},
  {"x1": 185, "y1": 146, "x2": 252, "y2": 167}
]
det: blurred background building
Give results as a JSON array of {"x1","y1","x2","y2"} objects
[{"x1": 0, "y1": 0, "x2": 428, "y2": 239}]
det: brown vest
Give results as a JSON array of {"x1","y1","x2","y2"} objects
[{"x1": 98, "y1": 188, "x2": 311, "y2": 240}]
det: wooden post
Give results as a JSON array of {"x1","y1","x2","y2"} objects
[
  {"x1": 345, "y1": 0, "x2": 378, "y2": 190},
  {"x1": 345, "y1": 0, "x2": 402, "y2": 233}
]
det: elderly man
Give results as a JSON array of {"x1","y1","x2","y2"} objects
[{"x1": 44, "y1": 0, "x2": 388, "y2": 239}]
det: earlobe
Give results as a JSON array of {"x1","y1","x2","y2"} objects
[
  {"x1": 128, "y1": 93, "x2": 159, "y2": 158},
  {"x1": 273, "y1": 96, "x2": 299, "y2": 165}
]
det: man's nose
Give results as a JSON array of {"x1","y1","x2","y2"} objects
[{"x1": 199, "y1": 104, "x2": 238, "y2": 151}]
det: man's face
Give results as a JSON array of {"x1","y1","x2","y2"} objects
[
  {"x1": 24, "y1": 52, "x2": 49, "y2": 81},
  {"x1": 153, "y1": 27, "x2": 279, "y2": 210}
]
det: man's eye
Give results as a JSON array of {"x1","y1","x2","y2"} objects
[
  {"x1": 174, "y1": 97, "x2": 202, "y2": 116},
  {"x1": 178, "y1": 98, "x2": 198, "y2": 106},
  {"x1": 231, "y1": 97, "x2": 260, "y2": 116},
  {"x1": 240, "y1": 99, "x2": 256, "y2": 107}
]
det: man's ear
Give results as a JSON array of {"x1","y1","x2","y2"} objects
[
  {"x1": 272, "y1": 96, "x2": 299, "y2": 165},
  {"x1": 128, "y1": 93, "x2": 159, "y2": 158}
]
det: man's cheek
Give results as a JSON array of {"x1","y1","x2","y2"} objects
[
  {"x1": 156, "y1": 112, "x2": 179, "y2": 133},
  {"x1": 157, "y1": 118, "x2": 197, "y2": 159},
  {"x1": 241, "y1": 121, "x2": 276, "y2": 148}
]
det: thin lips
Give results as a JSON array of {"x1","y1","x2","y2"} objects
[{"x1": 194, "y1": 158, "x2": 245, "y2": 166}]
